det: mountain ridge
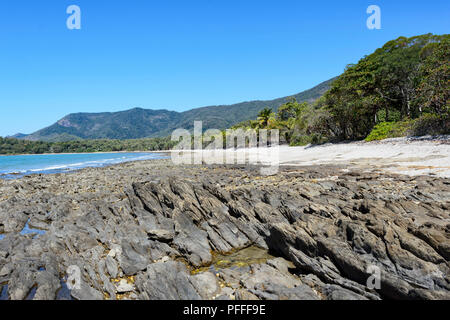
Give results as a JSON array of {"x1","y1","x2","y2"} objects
[{"x1": 21, "y1": 77, "x2": 335, "y2": 142}]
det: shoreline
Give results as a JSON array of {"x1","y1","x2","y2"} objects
[
  {"x1": 185, "y1": 135, "x2": 450, "y2": 178},
  {"x1": 0, "y1": 150, "x2": 172, "y2": 157},
  {"x1": 1, "y1": 136, "x2": 449, "y2": 178},
  {"x1": 0, "y1": 151, "x2": 171, "y2": 178},
  {"x1": 1, "y1": 134, "x2": 448, "y2": 157}
]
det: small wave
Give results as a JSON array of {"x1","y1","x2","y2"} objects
[
  {"x1": 0, "y1": 152, "x2": 167, "y2": 178},
  {"x1": 30, "y1": 165, "x2": 70, "y2": 172}
]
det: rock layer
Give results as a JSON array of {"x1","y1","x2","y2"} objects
[{"x1": 0, "y1": 159, "x2": 449, "y2": 300}]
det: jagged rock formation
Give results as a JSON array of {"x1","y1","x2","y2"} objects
[{"x1": 0, "y1": 160, "x2": 449, "y2": 300}]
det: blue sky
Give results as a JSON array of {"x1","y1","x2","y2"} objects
[{"x1": 0, "y1": 0, "x2": 449, "y2": 136}]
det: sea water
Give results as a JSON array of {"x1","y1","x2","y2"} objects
[{"x1": 0, "y1": 152, "x2": 168, "y2": 179}]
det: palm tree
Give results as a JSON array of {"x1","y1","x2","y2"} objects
[{"x1": 257, "y1": 107, "x2": 274, "y2": 128}]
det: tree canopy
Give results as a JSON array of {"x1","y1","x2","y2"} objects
[{"x1": 235, "y1": 34, "x2": 449, "y2": 144}]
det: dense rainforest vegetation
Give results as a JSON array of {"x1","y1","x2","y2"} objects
[
  {"x1": 0, "y1": 137, "x2": 176, "y2": 155},
  {"x1": 233, "y1": 33, "x2": 449, "y2": 145}
]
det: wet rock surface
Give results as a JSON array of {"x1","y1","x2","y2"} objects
[{"x1": 0, "y1": 159, "x2": 449, "y2": 300}]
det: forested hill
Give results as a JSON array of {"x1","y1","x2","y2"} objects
[
  {"x1": 235, "y1": 33, "x2": 449, "y2": 145},
  {"x1": 20, "y1": 78, "x2": 334, "y2": 142}
]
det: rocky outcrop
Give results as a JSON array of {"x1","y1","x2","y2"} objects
[{"x1": 0, "y1": 160, "x2": 449, "y2": 300}]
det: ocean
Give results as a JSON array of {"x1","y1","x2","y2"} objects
[{"x1": 0, "y1": 152, "x2": 168, "y2": 179}]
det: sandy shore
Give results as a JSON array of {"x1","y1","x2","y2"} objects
[
  {"x1": 2, "y1": 136, "x2": 448, "y2": 178},
  {"x1": 182, "y1": 135, "x2": 450, "y2": 178}
]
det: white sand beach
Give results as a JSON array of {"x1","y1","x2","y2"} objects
[{"x1": 182, "y1": 136, "x2": 450, "y2": 178}]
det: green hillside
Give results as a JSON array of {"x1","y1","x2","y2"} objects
[{"x1": 22, "y1": 78, "x2": 334, "y2": 142}]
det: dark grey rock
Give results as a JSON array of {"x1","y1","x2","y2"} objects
[
  {"x1": 0, "y1": 160, "x2": 448, "y2": 301},
  {"x1": 135, "y1": 261, "x2": 201, "y2": 300}
]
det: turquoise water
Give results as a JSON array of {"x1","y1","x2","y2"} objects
[{"x1": 0, "y1": 152, "x2": 167, "y2": 179}]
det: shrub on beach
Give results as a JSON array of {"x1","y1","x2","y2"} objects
[
  {"x1": 365, "y1": 113, "x2": 450, "y2": 141},
  {"x1": 365, "y1": 121, "x2": 411, "y2": 141},
  {"x1": 410, "y1": 113, "x2": 450, "y2": 136},
  {"x1": 290, "y1": 133, "x2": 328, "y2": 146}
]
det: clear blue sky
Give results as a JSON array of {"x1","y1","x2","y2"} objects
[{"x1": 0, "y1": 0, "x2": 449, "y2": 136}]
